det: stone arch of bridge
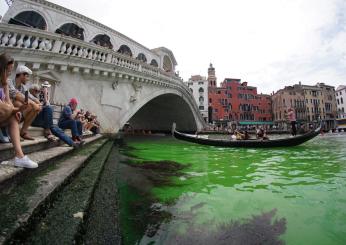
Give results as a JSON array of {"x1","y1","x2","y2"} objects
[
  {"x1": 120, "y1": 90, "x2": 199, "y2": 132},
  {"x1": 10, "y1": 10, "x2": 47, "y2": 30}
]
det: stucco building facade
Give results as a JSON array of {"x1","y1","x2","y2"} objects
[
  {"x1": 271, "y1": 82, "x2": 337, "y2": 130},
  {"x1": 336, "y1": 85, "x2": 346, "y2": 119},
  {"x1": 186, "y1": 75, "x2": 209, "y2": 122}
]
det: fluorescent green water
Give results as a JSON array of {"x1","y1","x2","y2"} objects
[{"x1": 118, "y1": 134, "x2": 346, "y2": 245}]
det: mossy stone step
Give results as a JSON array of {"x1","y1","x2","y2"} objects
[
  {"x1": 18, "y1": 141, "x2": 114, "y2": 244},
  {"x1": 0, "y1": 138, "x2": 108, "y2": 245}
]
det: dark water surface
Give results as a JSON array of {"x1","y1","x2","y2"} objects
[{"x1": 117, "y1": 134, "x2": 346, "y2": 245}]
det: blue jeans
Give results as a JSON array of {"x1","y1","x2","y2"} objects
[
  {"x1": 32, "y1": 106, "x2": 53, "y2": 129},
  {"x1": 1, "y1": 127, "x2": 8, "y2": 137},
  {"x1": 31, "y1": 106, "x2": 74, "y2": 146},
  {"x1": 50, "y1": 126, "x2": 74, "y2": 146},
  {"x1": 58, "y1": 119, "x2": 82, "y2": 137}
]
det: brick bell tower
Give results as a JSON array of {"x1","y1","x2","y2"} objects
[{"x1": 207, "y1": 63, "x2": 217, "y2": 88}]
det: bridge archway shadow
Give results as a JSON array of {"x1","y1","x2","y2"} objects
[{"x1": 127, "y1": 94, "x2": 197, "y2": 133}]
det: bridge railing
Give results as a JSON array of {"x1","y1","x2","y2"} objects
[
  {"x1": 0, "y1": 23, "x2": 203, "y2": 124},
  {"x1": 0, "y1": 23, "x2": 181, "y2": 83}
]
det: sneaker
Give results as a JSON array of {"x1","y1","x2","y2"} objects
[
  {"x1": 0, "y1": 129, "x2": 10, "y2": 143},
  {"x1": 0, "y1": 136, "x2": 10, "y2": 143},
  {"x1": 14, "y1": 156, "x2": 38, "y2": 168}
]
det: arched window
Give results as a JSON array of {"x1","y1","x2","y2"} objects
[
  {"x1": 150, "y1": 59, "x2": 158, "y2": 67},
  {"x1": 199, "y1": 96, "x2": 204, "y2": 103},
  {"x1": 9, "y1": 11, "x2": 46, "y2": 30},
  {"x1": 56, "y1": 23, "x2": 84, "y2": 40},
  {"x1": 136, "y1": 53, "x2": 147, "y2": 62},
  {"x1": 163, "y1": 55, "x2": 173, "y2": 72},
  {"x1": 91, "y1": 34, "x2": 113, "y2": 49},
  {"x1": 117, "y1": 45, "x2": 132, "y2": 57},
  {"x1": 199, "y1": 87, "x2": 204, "y2": 93}
]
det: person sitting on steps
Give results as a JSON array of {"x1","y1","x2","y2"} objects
[
  {"x1": 30, "y1": 84, "x2": 83, "y2": 148},
  {"x1": 58, "y1": 98, "x2": 84, "y2": 143},
  {"x1": 0, "y1": 53, "x2": 38, "y2": 168},
  {"x1": 8, "y1": 65, "x2": 41, "y2": 140}
]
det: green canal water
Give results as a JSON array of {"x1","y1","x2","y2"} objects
[{"x1": 117, "y1": 134, "x2": 346, "y2": 245}]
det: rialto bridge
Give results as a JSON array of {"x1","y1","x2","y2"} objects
[{"x1": 0, "y1": 0, "x2": 205, "y2": 133}]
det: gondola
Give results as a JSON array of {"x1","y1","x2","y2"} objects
[{"x1": 172, "y1": 122, "x2": 322, "y2": 148}]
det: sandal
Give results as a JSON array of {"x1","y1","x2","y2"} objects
[
  {"x1": 20, "y1": 132, "x2": 35, "y2": 140},
  {"x1": 45, "y1": 134, "x2": 58, "y2": 142}
]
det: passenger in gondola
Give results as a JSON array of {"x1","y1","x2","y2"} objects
[
  {"x1": 234, "y1": 130, "x2": 249, "y2": 140},
  {"x1": 256, "y1": 128, "x2": 269, "y2": 140}
]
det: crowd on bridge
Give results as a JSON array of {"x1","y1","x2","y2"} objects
[{"x1": 0, "y1": 53, "x2": 100, "y2": 168}]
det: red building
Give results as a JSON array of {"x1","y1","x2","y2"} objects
[{"x1": 207, "y1": 64, "x2": 272, "y2": 126}]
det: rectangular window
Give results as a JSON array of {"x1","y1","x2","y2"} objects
[
  {"x1": 198, "y1": 82, "x2": 204, "y2": 85},
  {"x1": 199, "y1": 106, "x2": 204, "y2": 110}
]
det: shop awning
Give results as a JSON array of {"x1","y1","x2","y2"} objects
[{"x1": 239, "y1": 121, "x2": 274, "y2": 125}]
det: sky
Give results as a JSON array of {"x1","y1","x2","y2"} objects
[{"x1": 1, "y1": 0, "x2": 345, "y2": 94}]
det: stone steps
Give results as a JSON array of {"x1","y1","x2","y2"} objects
[
  {"x1": 0, "y1": 129, "x2": 95, "y2": 162},
  {"x1": 0, "y1": 134, "x2": 102, "y2": 187},
  {"x1": 0, "y1": 137, "x2": 110, "y2": 244}
]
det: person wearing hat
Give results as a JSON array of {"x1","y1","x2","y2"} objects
[
  {"x1": 30, "y1": 84, "x2": 82, "y2": 147},
  {"x1": 40, "y1": 81, "x2": 51, "y2": 106},
  {"x1": 29, "y1": 83, "x2": 58, "y2": 142},
  {"x1": 9, "y1": 65, "x2": 41, "y2": 140},
  {"x1": 58, "y1": 98, "x2": 84, "y2": 143}
]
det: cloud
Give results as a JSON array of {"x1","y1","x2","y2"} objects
[{"x1": 2, "y1": 0, "x2": 345, "y2": 94}]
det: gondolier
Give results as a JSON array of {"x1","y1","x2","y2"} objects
[{"x1": 287, "y1": 108, "x2": 297, "y2": 136}]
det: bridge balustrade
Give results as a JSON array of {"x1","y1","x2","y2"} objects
[
  {"x1": 0, "y1": 23, "x2": 203, "y2": 125},
  {"x1": 0, "y1": 23, "x2": 183, "y2": 84}
]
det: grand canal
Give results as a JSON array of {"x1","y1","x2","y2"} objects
[{"x1": 117, "y1": 134, "x2": 346, "y2": 244}]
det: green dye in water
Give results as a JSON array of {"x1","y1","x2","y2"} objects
[{"x1": 117, "y1": 134, "x2": 346, "y2": 245}]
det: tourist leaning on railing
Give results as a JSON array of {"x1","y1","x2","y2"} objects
[{"x1": 0, "y1": 53, "x2": 38, "y2": 168}]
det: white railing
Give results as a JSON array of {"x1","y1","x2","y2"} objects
[
  {"x1": 0, "y1": 23, "x2": 183, "y2": 83},
  {"x1": 0, "y1": 23, "x2": 204, "y2": 122}
]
